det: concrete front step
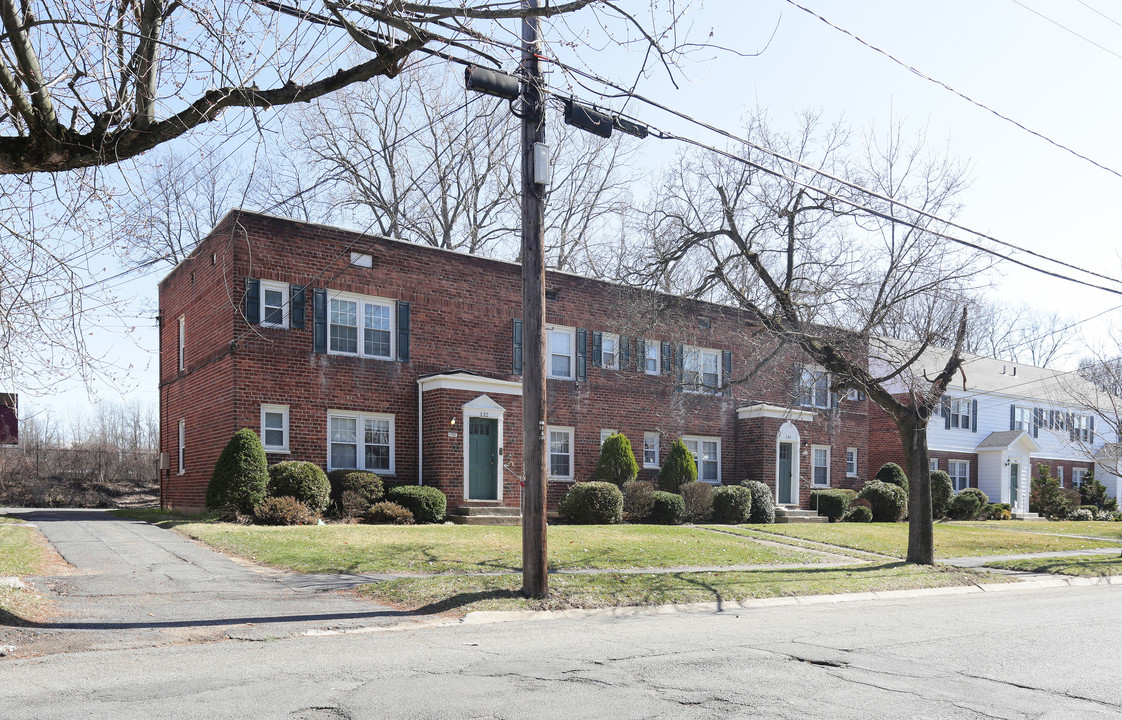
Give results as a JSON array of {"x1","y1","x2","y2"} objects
[
  {"x1": 447, "y1": 513, "x2": 522, "y2": 526},
  {"x1": 1011, "y1": 513, "x2": 1045, "y2": 521},
  {"x1": 452, "y1": 505, "x2": 522, "y2": 517},
  {"x1": 447, "y1": 504, "x2": 522, "y2": 526},
  {"x1": 774, "y1": 507, "x2": 829, "y2": 524}
]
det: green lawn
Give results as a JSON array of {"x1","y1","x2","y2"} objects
[
  {"x1": 0, "y1": 514, "x2": 26, "y2": 525},
  {"x1": 953, "y1": 521, "x2": 1122, "y2": 541},
  {"x1": 746, "y1": 522, "x2": 1122, "y2": 559},
  {"x1": 0, "y1": 522, "x2": 53, "y2": 625},
  {"x1": 174, "y1": 523, "x2": 829, "y2": 575},
  {"x1": 361, "y1": 563, "x2": 1007, "y2": 613},
  {"x1": 984, "y1": 554, "x2": 1122, "y2": 577}
]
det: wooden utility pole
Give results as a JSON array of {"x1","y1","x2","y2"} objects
[{"x1": 520, "y1": 0, "x2": 548, "y2": 598}]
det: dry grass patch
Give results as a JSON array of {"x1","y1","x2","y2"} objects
[{"x1": 0, "y1": 522, "x2": 66, "y2": 625}]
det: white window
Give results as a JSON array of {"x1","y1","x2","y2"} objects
[
  {"x1": 683, "y1": 346, "x2": 721, "y2": 393},
  {"x1": 600, "y1": 429, "x2": 616, "y2": 446},
  {"x1": 601, "y1": 333, "x2": 619, "y2": 370},
  {"x1": 929, "y1": 458, "x2": 939, "y2": 473},
  {"x1": 548, "y1": 426, "x2": 574, "y2": 479},
  {"x1": 797, "y1": 366, "x2": 831, "y2": 409},
  {"x1": 1057, "y1": 466, "x2": 1064, "y2": 484},
  {"x1": 1073, "y1": 468, "x2": 1087, "y2": 487},
  {"x1": 260, "y1": 404, "x2": 290, "y2": 452},
  {"x1": 643, "y1": 432, "x2": 660, "y2": 469},
  {"x1": 260, "y1": 281, "x2": 289, "y2": 328},
  {"x1": 846, "y1": 448, "x2": 858, "y2": 477},
  {"x1": 1073, "y1": 415, "x2": 1091, "y2": 443},
  {"x1": 328, "y1": 291, "x2": 394, "y2": 360},
  {"x1": 812, "y1": 445, "x2": 831, "y2": 486},
  {"x1": 350, "y1": 251, "x2": 373, "y2": 268},
  {"x1": 948, "y1": 460, "x2": 970, "y2": 492},
  {"x1": 177, "y1": 419, "x2": 185, "y2": 475},
  {"x1": 327, "y1": 411, "x2": 395, "y2": 474},
  {"x1": 644, "y1": 341, "x2": 660, "y2": 375},
  {"x1": 949, "y1": 399, "x2": 971, "y2": 430},
  {"x1": 548, "y1": 326, "x2": 574, "y2": 380},
  {"x1": 683, "y1": 436, "x2": 721, "y2": 483},
  {"x1": 177, "y1": 316, "x2": 185, "y2": 372},
  {"x1": 1012, "y1": 406, "x2": 1033, "y2": 432}
]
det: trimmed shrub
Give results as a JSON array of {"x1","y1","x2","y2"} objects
[
  {"x1": 596, "y1": 433, "x2": 640, "y2": 487},
  {"x1": 622, "y1": 480, "x2": 656, "y2": 523},
  {"x1": 1078, "y1": 469, "x2": 1118, "y2": 512},
  {"x1": 206, "y1": 428, "x2": 269, "y2": 513},
  {"x1": 267, "y1": 461, "x2": 330, "y2": 514},
  {"x1": 856, "y1": 480, "x2": 906, "y2": 522},
  {"x1": 386, "y1": 486, "x2": 447, "y2": 523},
  {"x1": 1031, "y1": 464, "x2": 1074, "y2": 520},
  {"x1": 712, "y1": 485, "x2": 753, "y2": 524},
  {"x1": 980, "y1": 503, "x2": 1011, "y2": 521},
  {"x1": 740, "y1": 479, "x2": 776, "y2": 524},
  {"x1": 875, "y1": 462, "x2": 909, "y2": 497},
  {"x1": 558, "y1": 481, "x2": 624, "y2": 524},
  {"x1": 842, "y1": 505, "x2": 873, "y2": 523},
  {"x1": 647, "y1": 491, "x2": 686, "y2": 525},
  {"x1": 810, "y1": 488, "x2": 855, "y2": 522},
  {"x1": 1070, "y1": 508, "x2": 1094, "y2": 521},
  {"x1": 328, "y1": 470, "x2": 384, "y2": 514},
  {"x1": 365, "y1": 501, "x2": 414, "y2": 525},
  {"x1": 680, "y1": 481, "x2": 715, "y2": 523},
  {"x1": 658, "y1": 439, "x2": 697, "y2": 493},
  {"x1": 947, "y1": 487, "x2": 989, "y2": 520},
  {"x1": 930, "y1": 470, "x2": 954, "y2": 519},
  {"x1": 254, "y1": 496, "x2": 316, "y2": 526}
]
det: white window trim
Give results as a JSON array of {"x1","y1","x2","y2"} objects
[
  {"x1": 177, "y1": 419, "x2": 185, "y2": 475},
  {"x1": 1012, "y1": 406, "x2": 1033, "y2": 432},
  {"x1": 259, "y1": 280, "x2": 290, "y2": 329},
  {"x1": 683, "y1": 435, "x2": 721, "y2": 484},
  {"x1": 548, "y1": 425, "x2": 575, "y2": 480},
  {"x1": 644, "y1": 340, "x2": 660, "y2": 376},
  {"x1": 601, "y1": 333, "x2": 620, "y2": 371},
  {"x1": 846, "y1": 447, "x2": 858, "y2": 478},
  {"x1": 547, "y1": 325, "x2": 576, "y2": 380},
  {"x1": 599, "y1": 429, "x2": 616, "y2": 446},
  {"x1": 177, "y1": 316, "x2": 185, "y2": 372},
  {"x1": 948, "y1": 459, "x2": 970, "y2": 492},
  {"x1": 929, "y1": 458, "x2": 939, "y2": 473},
  {"x1": 949, "y1": 399, "x2": 972, "y2": 430},
  {"x1": 349, "y1": 251, "x2": 373, "y2": 268},
  {"x1": 326, "y1": 410, "x2": 396, "y2": 475},
  {"x1": 1057, "y1": 466, "x2": 1064, "y2": 484},
  {"x1": 1073, "y1": 467, "x2": 1087, "y2": 487},
  {"x1": 682, "y1": 345, "x2": 722, "y2": 394},
  {"x1": 797, "y1": 365, "x2": 831, "y2": 409},
  {"x1": 643, "y1": 432, "x2": 660, "y2": 469},
  {"x1": 812, "y1": 445, "x2": 831, "y2": 487},
  {"x1": 326, "y1": 290, "x2": 396, "y2": 360},
  {"x1": 260, "y1": 404, "x2": 290, "y2": 453}
]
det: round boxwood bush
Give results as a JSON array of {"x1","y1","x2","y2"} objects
[
  {"x1": 646, "y1": 491, "x2": 686, "y2": 525},
  {"x1": 386, "y1": 485, "x2": 447, "y2": 523},
  {"x1": 267, "y1": 460, "x2": 330, "y2": 514},
  {"x1": 596, "y1": 433, "x2": 639, "y2": 487},
  {"x1": 712, "y1": 485, "x2": 753, "y2": 524},
  {"x1": 875, "y1": 462, "x2": 909, "y2": 497},
  {"x1": 930, "y1": 470, "x2": 954, "y2": 519},
  {"x1": 947, "y1": 487, "x2": 989, "y2": 520},
  {"x1": 842, "y1": 505, "x2": 873, "y2": 523},
  {"x1": 365, "y1": 501, "x2": 414, "y2": 525},
  {"x1": 658, "y1": 439, "x2": 697, "y2": 493},
  {"x1": 856, "y1": 480, "x2": 907, "y2": 522},
  {"x1": 328, "y1": 470, "x2": 384, "y2": 513},
  {"x1": 558, "y1": 481, "x2": 624, "y2": 524},
  {"x1": 207, "y1": 428, "x2": 269, "y2": 513},
  {"x1": 740, "y1": 479, "x2": 775, "y2": 524},
  {"x1": 254, "y1": 496, "x2": 316, "y2": 526}
]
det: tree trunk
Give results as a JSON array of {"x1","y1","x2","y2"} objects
[{"x1": 896, "y1": 410, "x2": 934, "y2": 565}]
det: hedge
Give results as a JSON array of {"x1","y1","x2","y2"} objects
[
  {"x1": 557, "y1": 481, "x2": 623, "y2": 524},
  {"x1": 386, "y1": 486, "x2": 447, "y2": 523},
  {"x1": 740, "y1": 480, "x2": 775, "y2": 524},
  {"x1": 647, "y1": 491, "x2": 686, "y2": 525},
  {"x1": 856, "y1": 480, "x2": 906, "y2": 522},
  {"x1": 810, "y1": 488, "x2": 856, "y2": 522},
  {"x1": 267, "y1": 461, "x2": 330, "y2": 514},
  {"x1": 712, "y1": 485, "x2": 753, "y2": 524}
]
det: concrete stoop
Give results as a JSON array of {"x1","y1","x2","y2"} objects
[
  {"x1": 775, "y1": 507, "x2": 828, "y2": 524},
  {"x1": 1011, "y1": 512, "x2": 1045, "y2": 521},
  {"x1": 447, "y1": 502, "x2": 522, "y2": 526}
]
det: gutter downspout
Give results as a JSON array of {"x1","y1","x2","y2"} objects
[{"x1": 417, "y1": 379, "x2": 423, "y2": 485}]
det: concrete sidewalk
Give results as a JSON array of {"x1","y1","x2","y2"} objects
[{"x1": 1, "y1": 508, "x2": 419, "y2": 658}]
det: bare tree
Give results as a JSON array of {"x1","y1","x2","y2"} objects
[
  {"x1": 643, "y1": 113, "x2": 989, "y2": 564},
  {"x1": 960, "y1": 302, "x2": 1077, "y2": 368}
]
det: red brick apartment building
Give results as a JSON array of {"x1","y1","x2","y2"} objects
[{"x1": 158, "y1": 210, "x2": 870, "y2": 513}]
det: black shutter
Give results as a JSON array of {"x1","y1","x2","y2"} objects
[
  {"x1": 795, "y1": 364, "x2": 804, "y2": 405},
  {"x1": 1010, "y1": 404, "x2": 1016, "y2": 431},
  {"x1": 396, "y1": 301, "x2": 410, "y2": 362},
  {"x1": 943, "y1": 398, "x2": 951, "y2": 430},
  {"x1": 636, "y1": 339, "x2": 646, "y2": 372},
  {"x1": 1090, "y1": 416, "x2": 1096, "y2": 443},
  {"x1": 673, "y1": 343, "x2": 683, "y2": 391},
  {"x1": 620, "y1": 335, "x2": 630, "y2": 371},
  {"x1": 512, "y1": 319, "x2": 523, "y2": 375},
  {"x1": 290, "y1": 285, "x2": 305, "y2": 329},
  {"x1": 591, "y1": 331, "x2": 602, "y2": 369},
  {"x1": 722, "y1": 350, "x2": 732, "y2": 397},
  {"x1": 313, "y1": 289, "x2": 327, "y2": 353},
  {"x1": 1048, "y1": 410, "x2": 1055, "y2": 430},
  {"x1": 245, "y1": 278, "x2": 260, "y2": 324},
  {"x1": 971, "y1": 400, "x2": 978, "y2": 433},
  {"x1": 576, "y1": 329, "x2": 588, "y2": 382},
  {"x1": 661, "y1": 341, "x2": 672, "y2": 376},
  {"x1": 1033, "y1": 408, "x2": 1043, "y2": 439},
  {"x1": 1068, "y1": 412, "x2": 1075, "y2": 442}
]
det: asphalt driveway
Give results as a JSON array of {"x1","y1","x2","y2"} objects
[{"x1": 1, "y1": 509, "x2": 415, "y2": 658}]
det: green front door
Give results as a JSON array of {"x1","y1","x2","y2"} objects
[
  {"x1": 468, "y1": 417, "x2": 499, "y2": 500},
  {"x1": 778, "y1": 442, "x2": 794, "y2": 505},
  {"x1": 1009, "y1": 463, "x2": 1019, "y2": 507}
]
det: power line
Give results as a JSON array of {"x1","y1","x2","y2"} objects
[{"x1": 1010, "y1": 0, "x2": 1122, "y2": 62}]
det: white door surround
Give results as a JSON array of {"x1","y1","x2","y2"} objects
[
  {"x1": 775, "y1": 421, "x2": 802, "y2": 507},
  {"x1": 462, "y1": 394, "x2": 507, "y2": 502}
]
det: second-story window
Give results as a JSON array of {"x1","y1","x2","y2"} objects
[
  {"x1": 644, "y1": 341, "x2": 659, "y2": 375},
  {"x1": 1011, "y1": 406, "x2": 1033, "y2": 432},
  {"x1": 261, "y1": 281, "x2": 288, "y2": 328},
  {"x1": 797, "y1": 366, "x2": 830, "y2": 408},
  {"x1": 949, "y1": 399, "x2": 971, "y2": 430},
  {"x1": 548, "y1": 326, "x2": 574, "y2": 380},
  {"x1": 328, "y1": 292, "x2": 394, "y2": 359},
  {"x1": 601, "y1": 334, "x2": 619, "y2": 370},
  {"x1": 683, "y1": 346, "x2": 721, "y2": 393}
]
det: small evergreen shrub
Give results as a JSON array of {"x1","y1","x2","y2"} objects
[
  {"x1": 647, "y1": 491, "x2": 686, "y2": 525},
  {"x1": 875, "y1": 462, "x2": 909, "y2": 497},
  {"x1": 712, "y1": 485, "x2": 753, "y2": 524},
  {"x1": 206, "y1": 428, "x2": 269, "y2": 513},
  {"x1": 558, "y1": 481, "x2": 623, "y2": 524},
  {"x1": 980, "y1": 503, "x2": 1011, "y2": 520},
  {"x1": 596, "y1": 433, "x2": 640, "y2": 487},
  {"x1": 930, "y1": 470, "x2": 954, "y2": 519},
  {"x1": 680, "y1": 481, "x2": 715, "y2": 523},
  {"x1": 267, "y1": 461, "x2": 330, "y2": 514},
  {"x1": 1031, "y1": 464, "x2": 1074, "y2": 520},
  {"x1": 740, "y1": 479, "x2": 775, "y2": 524},
  {"x1": 947, "y1": 487, "x2": 989, "y2": 520},
  {"x1": 1070, "y1": 508, "x2": 1094, "y2": 521},
  {"x1": 658, "y1": 439, "x2": 697, "y2": 493},
  {"x1": 328, "y1": 470, "x2": 384, "y2": 514},
  {"x1": 386, "y1": 486, "x2": 447, "y2": 523},
  {"x1": 856, "y1": 480, "x2": 907, "y2": 522},
  {"x1": 810, "y1": 488, "x2": 855, "y2": 522},
  {"x1": 254, "y1": 496, "x2": 316, "y2": 526},
  {"x1": 1078, "y1": 469, "x2": 1118, "y2": 512},
  {"x1": 842, "y1": 505, "x2": 873, "y2": 523},
  {"x1": 365, "y1": 501, "x2": 414, "y2": 525},
  {"x1": 622, "y1": 480, "x2": 656, "y2": 523}
]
